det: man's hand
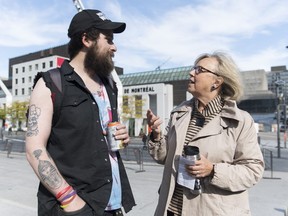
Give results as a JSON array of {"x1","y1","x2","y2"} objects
[{"x1": 114, "y1": 123, "x2": 130, "y2": 147}]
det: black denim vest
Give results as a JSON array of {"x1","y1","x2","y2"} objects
[{"x1": 37, "y1": 60, "x2": 135, "y2": 216}]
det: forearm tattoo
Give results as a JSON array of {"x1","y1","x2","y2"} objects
[
  {"x1": 26, "y1": 104, "x2": 41, "y2": 137},
  {"x1": 33, "y1": 149, "x2": 62, "y2": 189}
]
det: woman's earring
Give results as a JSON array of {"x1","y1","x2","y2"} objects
[{"x1": 211, "y1": 85, "x2": 216, "y2": 91}]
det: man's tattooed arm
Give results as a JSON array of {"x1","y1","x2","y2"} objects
[
  {"x1": 33, "y1": 149, "x2": 63, "y2": 189},
  {"x1": 26, "y1": 104, "x2": 41, "y2": 137}
]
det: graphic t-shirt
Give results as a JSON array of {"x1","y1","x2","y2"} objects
[{"x1": 93, "y1": 82, "x2": 122, "y2": 210}]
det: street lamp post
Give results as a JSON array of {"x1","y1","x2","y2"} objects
[
  {"x1": 276, "y1": 103, "x2": 281, "y2": 158},
  {"x1": 275, "y1": 79, "x2": 285, "y2": 158},
  {"x1": 283, "y1": 90, "x2": 287, "y2": 149},
  {"x1": 285, "y1": 45, "x2": 288, "y2": 148}
]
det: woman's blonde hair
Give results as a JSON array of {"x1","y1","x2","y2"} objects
[{"x1": 194, "y1": 51, "x2": 243, "y2": 101}]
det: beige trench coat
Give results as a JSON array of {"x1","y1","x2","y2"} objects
[{"x1": 149, "y1": 99, "x2": 264, "y2": 216}]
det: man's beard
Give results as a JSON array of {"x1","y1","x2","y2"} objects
[{"x1": 84, "y1": 43, "x2": 114, "y2": 78}]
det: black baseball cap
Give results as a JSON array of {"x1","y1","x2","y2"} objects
[{"x1": 68, "y1": 9, "x2": 126, "y2": 37}]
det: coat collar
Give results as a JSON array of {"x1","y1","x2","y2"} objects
[
  {"x1": 172, "y1": 98, "x2": 243, "y2": 122},
  {"x1": 171, "y1": 98, "x2": 244, "y2": 140}
]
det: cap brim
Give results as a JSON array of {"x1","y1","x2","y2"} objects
[{"x1": 98, "y1": 22, "x2": 126, "y2": 33}]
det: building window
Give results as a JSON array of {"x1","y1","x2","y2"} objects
[
  {"x1": 35, "y1": 64, "x2": 39, "y2": 70},
  {"x1": 28, "y1": 87, "x2": 32, "y2": 94},
  {"x1": 29, "y1": 76, "x2": 32, "y2": 82},
  {"x1": 123, "y1": 96, "x2": 129, "y2": 114},
  {"x1": 29, "y1": 65, "x2": 32, "y2": 71},
  {"x1": 42, "y1": 62, "x2": 46, "y2": 69},
  {"x1": 15, "y1": 89, "x2": 18, "y2": 96},
  {"x1": 22, "y1": 66, "x2": 25, "y2": 72},
  {"x1": 15, "y1": 68, "x2": 18, "y2": 74},
  {"x1": 22, "y1": 77, "x2": 25, "y2": 83},
  {"x1": 15, "y1": 79, "x2": 18, "y2": 84},
  {"x1": 22, "y1": 88, "x2": 25, "y2": 95},
  {"x1": 50, "y1": 61, "x2": 53, "y2": 67},
  {"x1": 135, "y1": 95, "x2": 143, "y2": 118}
]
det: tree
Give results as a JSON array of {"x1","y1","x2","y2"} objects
[
  {"x1": 121, "y1": 95, "x2": 147, "y2": 137},
  {"x1": 0, "y1": 107, "x2": 6, "y2": 121},
  {"x1": 6, "y1": 101, "x2": 29, "y2": 129},
  {"x1": 121, "y1": 95, "x2": 146, "y2": 120}
]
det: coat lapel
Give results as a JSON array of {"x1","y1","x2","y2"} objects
[{"x1": 192, "y1": 100, "x2": 243, "y2": 140}]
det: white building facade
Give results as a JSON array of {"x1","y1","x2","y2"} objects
[
  {"x1": 122, "y1": 83, "x2": 173, "y2": 136},
  {"x1": 12, "y1": 55, "x2": 67, "y2": 102}
]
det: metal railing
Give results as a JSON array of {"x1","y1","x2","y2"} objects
[
  {"x1": 261, "y1": 147, "x2": 282, "y2": 180},
  {"x1": 261, "y1": 148, "x2": 274, "y2": 178},
  {"x1": 1, "y1": 138, "x2": 25, "y2": 158},
  {"x1": 120, "y1": 146, "x2": 147, "y2": 172}
]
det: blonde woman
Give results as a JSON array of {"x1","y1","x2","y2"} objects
[{"x1": 147, "y1": 52, "x2": 264, "y2": 216}]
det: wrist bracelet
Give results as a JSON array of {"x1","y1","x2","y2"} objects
[
  {"x1": 60, "y1": 194, "x2": 77, "y2": 208},
  {"x1": 59, "y1": 189, "x2": 77, "y2": 203},
  {"x1": 60, "y1": 193, "x2": 77, "y2": 206},
  {"x1": 56, "y1": 186, "x2": 72, "y2": 200}
]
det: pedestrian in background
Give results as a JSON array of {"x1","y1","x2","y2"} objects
[
  {"x1": 142, "y1": 133, "x2": 148, "y2": 149},
  {"x1": 147, "y1": 51, "x2": 264, "y2": 216},
  {"x1": 0, "y1": 126, "x2": 4, "y2": 140},
  {"x1": 26, "y1": 9, "x2": 135, "y2": 216}
]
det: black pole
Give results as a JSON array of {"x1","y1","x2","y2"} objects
[
  {"x1": 275, "y1": 77, "x2": 282, "y2": 158},
  {"x1": 277, "y1": 103, "x2": 281, "y2": 158}
]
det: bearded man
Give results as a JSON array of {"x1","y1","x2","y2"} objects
[{"x1": 26, "y1": 9, "x2": 135, "y2": 216}]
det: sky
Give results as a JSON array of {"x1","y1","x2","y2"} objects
[{"x1": 0, "y1": 0, "x2": 288, "y2": 79}]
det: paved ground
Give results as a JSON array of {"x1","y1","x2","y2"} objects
[{"x1": 0, "y1": 132, "x2": 287, "y2": 216}]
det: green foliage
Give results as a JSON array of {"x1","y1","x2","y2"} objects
[
  {"x1": 122, "y1": 95, "x2": 146, "y2": 120},
  {"x1": 6, "y1": 101, "x2": 29, "y2": 127},
  {"x1": 0, "y1": 107, "x2": 6, "y2": 120}
]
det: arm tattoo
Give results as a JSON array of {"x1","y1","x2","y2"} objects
[
  {"x1": 33, "y1": 149, "x2": 42, "y2": 160},
  {"x1": 26, "y1": 104, "x2": 41, "y2": 137},
  {"x1": 33, "y1": 149, "x2": 62, "y2": 189}
]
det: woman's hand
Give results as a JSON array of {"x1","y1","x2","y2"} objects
[
  {"x1": 146, "y1": 109, "x2": 163, "y2": 140},
  {"x1": 185, "y1": 155, "x2": 214, "y2": 178}
]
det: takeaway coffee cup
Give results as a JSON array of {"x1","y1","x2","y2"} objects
[{"x1": 184, "y1": 145, "x2": 202, "y2": 194}]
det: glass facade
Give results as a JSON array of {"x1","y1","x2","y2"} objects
[{"x1": 119, "y1": 66, "x2": 192, "y2": 86}]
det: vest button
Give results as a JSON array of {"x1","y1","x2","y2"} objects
[{"x1": 107, "y1": 179, "x2": 110, "y2": 183}]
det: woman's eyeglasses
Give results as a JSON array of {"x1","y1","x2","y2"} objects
[{"x1": 193, "y1": 66, "x2": 219, "y2": 76}]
